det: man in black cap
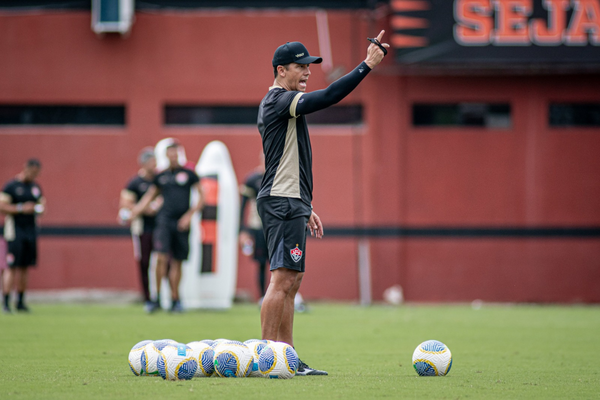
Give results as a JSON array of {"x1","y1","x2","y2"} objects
[
  {"x1": 257, "y1": 31, "x2": 389, "y2": 375},
  {"x1": 0, "y1": 159, "x2": 45, "y2": 313}
]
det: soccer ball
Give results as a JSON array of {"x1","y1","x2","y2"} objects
[
  {"x1": 187, "y1": 341, "x2": 215, "y2": 377},
  {"x1": 211, "y1": 339, "x2": 243, "y2": 348},
  {"x1": 128, "y1": 339, "x2": 152, "y2": 376},
  {"x1": 141, "y1": 339, "x2": 177, "y2": 376},
  {"x1": 412, "y1": 340, "x2": 452, "y2": 376},
  {"x1": 213, "y1": 342, "x2": 254, "y2": 377},
  {"x1": 199, "y1": 339, "x2": 216, "y2": 347},
  {"x1": 157, "y1": 343, "x2": 198, "y2": 380},
  {"x1": 258, "y1": 341, "x2": 299, "y2": 379},
  {"x1": 244, "y1": 339, "x2": 271, "y2": 377}
]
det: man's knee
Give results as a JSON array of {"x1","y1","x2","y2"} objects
[
  {"x1": 292, "y1": 272, "x2": 304, "y2": 291},
  {"x1": 271, "y1": 268, "x2": 300, "y2": 294},
  {"x1": 155, "y1": 252, "x2": 168, "y2": 263}
]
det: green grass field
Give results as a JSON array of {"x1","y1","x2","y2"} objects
[{"x1": 1, "y1": 302, "x2": 599, "y2": 399}]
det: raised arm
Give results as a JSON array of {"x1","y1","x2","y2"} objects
[{"x1": 296, "y1": 30, "x2": 389, "y2": 116}]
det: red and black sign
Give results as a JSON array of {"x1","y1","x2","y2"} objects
[
  {"x1": 391, "y1": 0, "x2": 600, "y2": 65},
  {"x1": 199, "y1": 175, "x2": 218, "y2": 274}
]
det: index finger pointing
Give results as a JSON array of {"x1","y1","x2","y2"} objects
[{"x1": 377, "y1": 30, "x2": 385, "y2": 42}]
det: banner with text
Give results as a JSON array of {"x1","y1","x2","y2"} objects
[{"x1": 391, "y1": 0, "x2": 600, "y2": 64}]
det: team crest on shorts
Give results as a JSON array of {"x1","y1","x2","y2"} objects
[
  {"x1": 290, "y1": 245, "x2": 303, "y2": 263},
  {"x1": 6, "y1": 253, "x2": 14, "y2": 266}
]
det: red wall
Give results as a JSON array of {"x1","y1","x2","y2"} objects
[{"x1": 1, "y1": 9, "x2": 599, "y2": 303}]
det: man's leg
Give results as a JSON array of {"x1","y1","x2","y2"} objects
[
  {"x1": 15, "y1": 267, "x2": 29, "y2": 311},
  {"x1": 277, "y1": 272, "x2": 303, "y2": 346},
  {"x1": 139, "y1": 233, "x2": 152, "y2": 303},
  {"x1": 261, "y1": 267, "x2": 299, "y2": 343},
  {"x1": 168, "y1": 259, "x2": 182, "y2": 303},
  {"x1": 258, "y1": 261, "x2": 267, "y2": 297},
  {"x1": 2, "y1": 269, "x2": 12, "y2": 313},
  {"x1": 151, "y1": 252, "x2": 169, "y2": 311}
]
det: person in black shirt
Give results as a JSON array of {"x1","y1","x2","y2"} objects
[
  {"x1": 0, "y1": 159, "x2": 45, "y2": 313},
  {"x1": 257, "y1": 31, "x2": 388, "y2": 375},
  {"x1": 239, "y1": 157, "x2": 269, "y2": 300},
  {"x1": 118, "y1": 147, "x2": 162, "y2": 313},
  {"x1": 131, "y1": 141, "x2": 203, "y2": 313}
]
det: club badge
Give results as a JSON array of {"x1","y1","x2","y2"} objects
[
  {"x1": 6, "y1": 253, "x2": 14, "y2": 266},
  {"x1": 176, "y1": 172, "x2": 188, "y2": 185},
  {"x1": 31, "y1": 186, "x2": 41, "y2": 198},
  {"x1": 290, "y1": 245, "x2": 303, "y2": 263}
]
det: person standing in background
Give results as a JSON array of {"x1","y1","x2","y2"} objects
[
  {"x1": 0, "y1": 238, "x2": 9, "y2": 313},
  {"x1": 131, "y1": 141, "x2": 203, "y2": 313},
  {"x1": 0, "y1": 159, "x2": 45, "y2": 313},
  {"x1": 118, "y1": 148, "x2": 162, "y2": 313},
  {"x1": 239, "y1": 155, "x2": 269, "y2": 302}
]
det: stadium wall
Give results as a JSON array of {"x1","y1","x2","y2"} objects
[{"x1": 0, "y1": 9, "x2": 599, "y2": 303}]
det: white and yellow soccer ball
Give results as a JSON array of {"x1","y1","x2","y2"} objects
[
  {"x1": 258, "y1": 341, "x2": 299, "y2": 379},
  {"x1": 412, "y1": 340, "x2": 452, "y2": 376},
  {"x1": 213, "y1": 342, "x2": 254, "y2": 378},
  {"x1": 141, "y1": 339, "x2": 177, "y2": 376},
  {"x1": 186, "y1": 341, "x2": 215, "y2": 377},
  {"x1": 244, "y1": 339, "x2": 271, "y2": 378},
  {"x1": 128, "y1": 339, "x2": 153, "y2": 376},
  {"x1": 211, "y1": 339, "x2": 243, "y2": 349},
  {"x1": 157, "y1": 343, "x2": 198, "y2": 380}
]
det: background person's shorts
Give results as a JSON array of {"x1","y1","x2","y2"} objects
[
  {"x1": 7, "y1": 232, "x2": 37, "y2": 268},
  {"x1": 153, "y1": 219, "x2": 190, "y2": 261},
  {"x1": 257, "y1": 196, "x2": 311, "y2": 272}
]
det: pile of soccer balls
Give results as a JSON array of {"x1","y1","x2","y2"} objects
[{"x1": 128, "y1": 338, "x2": 299, "y2": 380}]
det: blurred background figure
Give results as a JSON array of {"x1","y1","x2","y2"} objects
[
  {"x1": 131, "y1": 141, "x2": 203, "y2": 313},
  {"x1": 0, "y1": 159, "x2": 45, "y2": 313},
  {"x1": 0, "y1": 238, "x2": 8, "y2": 311},
  {"x1": 118, "y1": 147, "x2": 162, "y2": 313},
  {"x1": 239, "y1": 154, "x2": 269, "y2": 303}
]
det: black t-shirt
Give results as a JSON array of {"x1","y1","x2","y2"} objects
[
  {"x1": 125, "y1": 175, "x2": 156, "y2": 233},
  {"x1": 257, "y1": 87, "x2": 313, "y2": 206},
  {"x1": 240, "y1": 170, "x2": 264, "y2": 231},
  {"x1": 1, "y1": 178, "x2": 43, "y2": 230},
  {"x1": 153, "y1": 166, "x2": 200, "y2": 222},
  {"x1": 257, "y1": 62, "x2": 371, "y2": 207}
]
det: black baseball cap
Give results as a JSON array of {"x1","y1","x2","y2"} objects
[{"x1": 272, "y1": 42, "x2": 323, "y2": 67}]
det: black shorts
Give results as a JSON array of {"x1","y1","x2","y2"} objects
[
  {"x1": 153, "y1": 219, "x2": 190, "y2": 261},
  {"x1": 257, "y1": 196, "x2": 311, "y2": 272},
  {"x1": 7, "y1": 231, "x2": 37, "y2": 268}
]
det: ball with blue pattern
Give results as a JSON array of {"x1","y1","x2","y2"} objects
[
  {"x1": 157, "y1": 343, "x2": 198, "y2": 380},
  {"x1": 244, "y1": 339, "x2": 271, "y2": 377},
  {"x1": 412, "y1": 340, "x2": 452, "y2": 376},
  {"x1": 213, "y1": 343, "x2": 254, "y2": 378},
  {"x1": 187, "y1": 341, "x2": 215, "y2": 377},
  {"x1": 141, "y1": 339, "x2": 177, "y2": 376},
  {"x1": 258, "y1": 341, "x2": 299, "y2": 379},
  {"x1": 128, "y1": 339, "x2": 152, "y2": 376}
]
